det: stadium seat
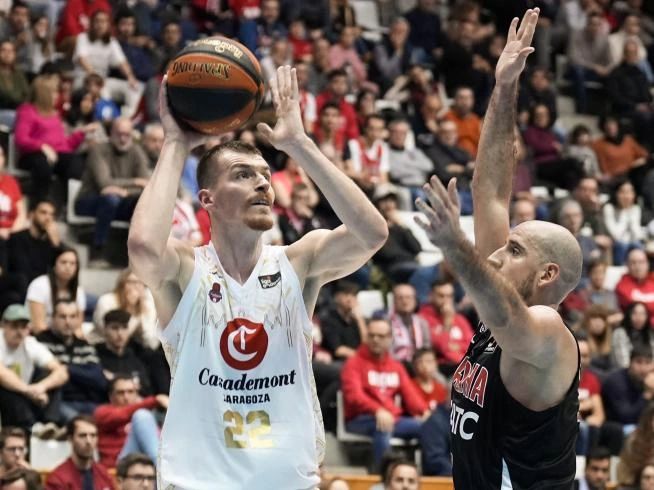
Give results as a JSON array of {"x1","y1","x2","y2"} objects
[
  {"x1": 350, "y1": 0, "x2": 388, "y2": 42},
  {"x1": 603, "y1": 266, "x2": 626, "y2": 291},
  {"x1": 30, "y1": 437, "x2": 70, "y2": 472},
  {"x1": 357, "y1": 290, "x2": 385, "y2": 318}
]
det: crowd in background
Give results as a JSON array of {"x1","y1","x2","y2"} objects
[{"x1": 0, "y1": 0, "x2": 654, "y2": 489}]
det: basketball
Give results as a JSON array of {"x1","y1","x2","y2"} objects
[{"x1": 165, "y1": 37, "x2": 265, "y2": 135}]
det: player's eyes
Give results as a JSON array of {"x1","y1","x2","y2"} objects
[
  {"x1": 512, "y1": 246, "x2": 520, "y2": 256},
  {"x1": 237, "y1": 171, "x2": 250, "y2": 179}
]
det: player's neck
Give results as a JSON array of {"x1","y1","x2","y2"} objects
[{"x1": 211, "y1": 225, "x2": 263, "y2": 285}]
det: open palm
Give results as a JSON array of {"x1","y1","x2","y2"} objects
[
  {"x1": 495, "y1": 8, "x2": 539, "y2": 85},
  {"x1": 257, "y1": 66, "x2": 305, "y2": 151}
]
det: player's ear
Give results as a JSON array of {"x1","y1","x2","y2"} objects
[
  {"x1": 538, "y1": 263, "x2": 559, "y2": 286},
  {"x1": 198, "y1": 189, "x2": 214, "y2": 209}
]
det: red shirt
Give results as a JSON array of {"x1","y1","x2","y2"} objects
[
  {"x1": 315, "y1": 91, "x2": 360, "y2": 141},
  {"x1": 341, "y1": 345, "x2": 427, "y2": 421},
  {"x1": 0, "y1": 174, "x2": 22, "y2": 229},
  {"x1": 412, "y1": 378, "x2": 447, "y2": 411},
  {"x1": 615, "y1": 273, "x2": 654, "y2": 325},
  {"x1": 418, "y1": 305, "x2": 474, "y2": 366},
  {"x1": 94, "y1": 397, "x2": 158, "y2": 468},
  {"x1": 55, "y1": 0, "x2": 112, "y2": 45},
  {"x1": 44, "y1": 458, "x2": 114, "y2": 490},
  {"x1": 579, "y1": 368, "x2": 601, "y2": 420}
]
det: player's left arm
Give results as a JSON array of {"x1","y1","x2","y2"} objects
[{"x1": 258, "y1": 66, "x2": 388, "y2": 284}]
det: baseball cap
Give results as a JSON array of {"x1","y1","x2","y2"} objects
[
  {"x1": 372, "y1": 183, "x2": 399, "y2": 203},
  {"x1": 2, "y1": 304, "x2": 30, "y2": 322}
]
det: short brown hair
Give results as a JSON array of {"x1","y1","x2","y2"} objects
[
  {"x1": 116, "y1": 453, "x2": 155, "y2": 478},
  {"x1": 196, "y1": 140, "x2": 262, "y2": 190},
  {"x1": 66, "y1": 415, "x2": 96, "y2": 438},
  {"x1": 0, "y1": 427, "x2": 27, "y2": 449}
]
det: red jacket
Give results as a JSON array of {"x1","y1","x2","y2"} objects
[
  {"x1": 615, "y1": 273, "x2": 654, "y2": 325},
  {"x1": 341, "y1": 345, "x2": 427, "y2": 421},
  {"x1": 94, "y1": 397, "x2": 158, "y2": 468},
  {"x1": 45, "y1": 458, "x2": 114, "y2": 490},
  {"x1": 418, "y1": 305, "x2": 473, "y2": 366}
]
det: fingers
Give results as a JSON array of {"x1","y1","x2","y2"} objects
[
  {"x1": 269, "y1": 76, "x2": 281, "y2": 109},
  {"x1": 521, "y1": 8, "x2": 539, "y2": 47},
  {"x1": 291, "y1": 67, "x2": 299, "y2": 100},
  {"x1": 507, "y1": 17, "x2": 519, "y2": 43},
  {"x1": 256, "y1": 122, "x2": 274, "y2": 142},
  {"x1": 518, "y1": 47, "x2": 535, "y2": 59},
  {"x1": 516, "y1": 8, "x2": 531, "y2": 39},
  {"x1": 415, "y1": 199, "x2": 439, "y2": 227},
  {"x1": 447, "y1": 178, "x2": 460, "y2": 212},
  {"x1": 425, "y1": 175, "x2": 451, "y2": 211},
  {"x1": 285, "y1": 65, "x2": 292, "y2": 98}
]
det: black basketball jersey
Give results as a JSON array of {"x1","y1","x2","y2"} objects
[{"x1": 450, "y1": 322, "x2": 579, "y2": 490}]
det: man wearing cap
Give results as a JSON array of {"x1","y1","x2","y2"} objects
[{"x1": 0, "y1": 304, "x2": 68, "y2": 430}]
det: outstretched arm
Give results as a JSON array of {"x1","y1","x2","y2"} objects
[
  {"x1": 472, "y1": 9, "x2": 539, "y2": 259},
  {"x1": 258, "y1": 67, "x2": 388, "y2": 285}
]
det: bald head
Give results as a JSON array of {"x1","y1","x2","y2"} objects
[{"x1": 514, "y1": 221, "x2": 583, "y2": 303}]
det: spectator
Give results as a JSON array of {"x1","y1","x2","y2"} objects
[
  {"x1": 372, "y1": 18, "x2": 414, "y2": 92},
  {"x1": 271, "y1": 156, "x2": 318, "y2": 212},
  {"x1": 54, "y1": 0, "x2": 112, "y2": 54},
  {"x1": 412, "y1": 93, "x2": 443, "y2": 148},
  {"x1": 388, "y1": 284, "x2": 431, "y2": 365},
  {"x1": 592, "y1": 116, "x2": 649, "y2": 182},
  {"x1": 510, "y1": 198, "x2": 536, "y2": 227},
  {"x1": 37, "y1": 299, "x2": 107, "y2": 420},
  {"x1": 307, "y1": 37, "x2": 331, "y2": 95},
  {"x1": 523, "y1": 103, "x2": 584, "y2": 191},
  {"x1": 0, "y1": 304, "x2": 68, "y2": 430},
  {"x1": 0, "y1": 468, "x2": 42, "y2": 490},
  {"x1": 296, "y1": 62, "x2": 317, "y2": 133},
  {"x1": 567, "y1": 12, "x2": 612, "y2": 113},
  {"x1": 254, "y1": 0, "x2": 286, "y2": 58},
  {"x1": 26, "y1": 247, "x2": 86, "y2": 335},
  {"x1": 24, "y1": 15, "x2": 56, "y2": 77},
  {"x1": 617, "y1": 403, "x2": 654, "y2": 487},
  {"x1": 341, "y1": 318, "x2": 427, "y2": 468},
  {"x1": 383, "y1": 460, "x2": 420, "y2": 490},
  {"x1": 90, "y1": 269, "x2": 157, "y2": 350},
  {"x1": 327, "y1": 0, "x2": 356, "y2": 38},
  {"x1": 66, "y1": 89, "x2": 106, "y2": 150},
  {"x1": 15, "y1": 75, "x2": 89, "y2": 203},
  {"x1": 115, "y1": 453, "x2": 155, "y2": 490},
  {"x1": 346, "y1": 114, "x2": 390, "y2": 195},
  {"x1": 609, "y1": 39, "x2": 654, "y2": 148},
  {"x1": 0, "y1": 40, "x2": 29, "y2": 128},
  {"x1": 139, "y1": 122, "x2": 164, "y2": 170},
  {"x1": 328, "y1": 26, "x2": 366, "y2": 86},
  {"x1": 570, "y1": 177, "x2": 612, "y2": 248},
  {"x1": 73, "y1": 10, "x2": 142, "y2": 119},
  {"x1": 96, "y1": 309, "x2": 152, "y2": 396},
  {"x1": 260, "y1": 38, "x2": 292, "y2": 94},
  {"x1": 75, "y1": 117, "x2": 149, "y2": 267},
  {"x1": 418, "y1": 279, "x2": 474, "y2": 376},
  {"x1": 0, "y1": 144, "x2": 26, "y2": 274},
  {"x1": 577, "y1": 305, "x2": 615, "y2": 375},
  {"x1": 442, "y1": 87, "x2": 481, "y2": 158},
  {"x1": 608, "y1": 14, "x2": 651, "y2": 74},
  {"x1": 602, "y1": 343, "x2": 653, "y2": 427},
  {"x1": 518, "y1": 67, "x2": 558, "y2": 127},
  {"x1": 565, "y1": 125, "x2": 602, "y2": 179},
  {"x1": 319, "y1": 281, "x2": 365, "y2": 362},
  {"x1": 574, "y1": 447, "x2": 611, "y2": 490},
  {"x1": 278, "y1": 183, "x2": 321, "y2": 245},
  {"x1": 315, "y1": 69, "x2": 359, "y2": 141},
  {"x1": 6, "y1": 199, "x2": 60, "y2": 297},
  {"x1": 640, "y1": 464, "x2": 654, "y2": 490},
  {"x1": 555, "y1": 199, "x2": 601, "y2": 279},
  {"x1": 423, "y1": 120, "x2": 474, "y2": 215},
  {"x1": 114, "y1": 9, "x2": 154, "y2": 84},
  {"x1": 603, "y1": 179, "x2": 645, "y2": 265},
  {"x1": 404, "y1": 0, "x2": 442, "y2": 63},
  {"x1": 94, "y1": 375, "x2": 166, "y2": 468},
  {"x1": 613, "y1": 302, "x2": 654, "y2": 369},
  {"x1": 0, "y1": 428, "x2": 29, "y2": 476},
  {"x1": 323, "y1": 477, "x2": 349, "y2": 490},
  {"x1": 45, "y1": 415, "x2": 113, "y2": 490},
  {"x1": 313, "y1": 102, "x2": 349, "y2": 169},
  {"x1": 0, "y1": 2, "x2": 31, "y2": 73},
  {"x1": 615, "y1": 248, "x2": 654, "y2": 323},
  {"x1": 387, "y1": 118, "x2": 433, "y2": 210},
  {"x1": 419, "y1": 399, "x2": 451, "y2": 477},
  {"x1": 411, "y1": 348, "x2": 446, "y2": 410}
]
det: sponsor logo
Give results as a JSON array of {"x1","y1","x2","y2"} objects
[
  {"x1": 450, "y1": 401, "x2": 479, "y2": 441},
  {"x1": 169, "y1": 60, "x2": 231, "y2": 80},
  {"x1": 258, "y1": 271, "x2": 281, "y2": 289},
  {"x1": 452, "y1": 357, "x2": 489, "y2": 408},
  {"x1": 191, "y1": 38, "x2": 244, "y2": 59},
  {"x1": 208, "y1": 282, "x2": 222, "y2": 303},
  {"x1": 219, "y1": 318, "x2": 268, "y2": 370}
]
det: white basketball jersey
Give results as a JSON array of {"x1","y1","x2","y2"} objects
[{"x1": 157, "y1": 244, "x2": 324, "y2": 490}]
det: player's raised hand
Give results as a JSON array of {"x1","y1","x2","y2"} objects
[
  {"x1": 159, "y1": 76, "x2": 211, "y2": 150},
  {"x1": 415, "y1": 177, "x2": 463, "y2": 248},
  {"x1": 257, "y1": 65, "x2": 306, "y2": 151},
  {"x1": 495, "y1": 8, "x2": 539, "y2": 86}
]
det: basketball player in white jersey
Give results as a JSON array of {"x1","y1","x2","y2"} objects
[{"x1": 127, "y1": 66, "x2": 388, "y2": 489}]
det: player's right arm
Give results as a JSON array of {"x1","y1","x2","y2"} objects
[
  {"x1": 127, "y1": 80, "x2": 207, "y2": 311},
  {"x1": 472, "y1": 8, "x2": 539, "y2": 259}
]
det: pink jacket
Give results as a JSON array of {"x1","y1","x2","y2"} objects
[{"x1": 15, "y1": 103, "x2": 84, "y2": 154}]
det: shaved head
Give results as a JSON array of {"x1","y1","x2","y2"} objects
[{"x1": 514, "y1": 221, "x2": 583, "y2": 303}]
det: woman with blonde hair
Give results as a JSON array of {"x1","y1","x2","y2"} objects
[
  {"x1": 15, "y1": 75, "x2": 96, "y2": 201},
  {"x1": 617, "y1": 404, "x2": 654, "y2": 487},
  {"x1": 577, "y1": 304, "x2": 616, "y2": 375},
  {"x1": 90, "y1": 268, "x2": 157, "y2": 348}
]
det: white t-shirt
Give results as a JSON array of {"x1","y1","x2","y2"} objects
[
  {"x1": 347, "y1": 138, "x2": 390, "y2": 176},
  {"x1": 73, "y1": 32, "x2": 126, "y2": 79},
  {"x1": 26, "y1": 275, "x2": 87, "y2": 326},
  {"x1": 0, "y1": 332, "x2": 54, "y2": 383}
]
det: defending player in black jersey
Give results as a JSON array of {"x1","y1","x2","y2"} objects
[{"x1": 414, "y1": 8, "x2": 582, "y2": 490}]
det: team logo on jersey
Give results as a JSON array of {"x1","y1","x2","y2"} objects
[
  {"x1": 220, "y1": 318, "x2": 268, "y2": 370},
  {"x1": 209, "y1": 283, "x2": 223, "y2": 303},
  {"x1": 258, "y1": 271, "x2": 281, "y2": 289}
]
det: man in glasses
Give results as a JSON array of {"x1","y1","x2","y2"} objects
[
  {"x1": 0, "y1": 304, "x2": 68, "y2": 430},
  {"x1": 116, "y1": 453, "x2": 155, "y2": 490},
  {"x1": 0, "y1": 427, "x2": 29, "y2": 477}
]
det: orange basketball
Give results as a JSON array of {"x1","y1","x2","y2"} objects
[{"x1": 165, "y1": 37, "x2": 265, "y2": 135}]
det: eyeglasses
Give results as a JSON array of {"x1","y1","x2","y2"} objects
[
  {"x1": 125, "y1": 474, "x2": 155, "y2": 482},
  {"x1": 3, "y1": 446, "x2": 26, "y2": 453}
]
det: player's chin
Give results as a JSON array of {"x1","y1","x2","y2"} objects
[{"x1": 244, "y1": 214, "x2": 274, "y2": 232}]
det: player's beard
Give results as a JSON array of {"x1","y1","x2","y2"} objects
[
  {"x1": 516, "y1": 270, "x2": 538, "y2": 303},
  {"x1": 244, "y1": 213, "x2": 273, "y2": 231}
]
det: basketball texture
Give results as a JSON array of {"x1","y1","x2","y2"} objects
[{"x1": 166, "y1": 37, "x2": 265, "y2": 135}]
